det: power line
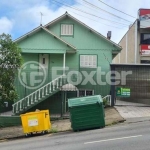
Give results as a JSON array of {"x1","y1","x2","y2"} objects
[
  {"x1": 61, "y1": 0, "x2": 128, "y2": 27},
  {"x1": 97, "y1": 0, "x2": 136, "y2": 18},
  {"x1": 68, "y1": 11, "x2": 126, "y2": 29},
  {"x1": 52, "y1": 0, "x2": 130, "y2": 26},
  {"x1": 53, "y1": 0, "x2": 127, "y2": 29},
  {"x1": 82, "y1": 0, "x2": 133, "y2": 23},
  {"x1": 59, "y1": 0, "x2": 150, "y2": 28}
]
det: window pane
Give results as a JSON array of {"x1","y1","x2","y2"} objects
[
  {"x1": 86, "y1": 90, "x2": 93, "y2": 96},
  {"x1": 141, "y1": 33, "x2": 150, "y2": 44},
  {"x1": 79, "y1": 90, "x2": 85, "y2": 97},
  {"x1": 80, "y1": 55, "x2": 97, "y2": 68},
  {"x1": 85, "y1": 56, "x2": 88, "y2": 61}
]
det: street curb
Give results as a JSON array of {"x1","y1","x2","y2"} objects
[
  {"x1": 0, "y1": 107, "x2": 126, "y2": 141},
  {"x1": 0, "y1": 119, "x2": 126, "y2": 142},
  {"x1": 0, "y1": 135, "x2": 25, "y2": 141}
]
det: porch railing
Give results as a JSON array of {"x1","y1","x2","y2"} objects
[
  {"x1": 12, "y1": 75, "x2": 66, "y2": 114},
  {"x1": 102, "y1": 95, "x2": 112, "y2": 106}
]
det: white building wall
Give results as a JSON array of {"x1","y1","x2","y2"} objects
[{"x1": 113, "y1": 20, "x2": 140, "y2": 64}]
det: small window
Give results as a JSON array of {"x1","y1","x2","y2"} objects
[
  {"x1": 86, "y1": 90, "x2": 93, "y2": 96},
  {"x1": 79, "y1": 90, "x2": 85, "y2": 97},
  {"x1": 78, "y1": 90, "x2": 94, "y2": 97},
  {"x1": 141, "y1": 60, "x2": 150, "y2": 64},
  {"x1": 61, "y1": 24, "x2": 73, "y2": 35},
  {"x1": 80, "y1": 55, "x2": 97, "y2": 68},
  {"x1": 141, "y1": 33, "x2": 150, "y2": 44}
]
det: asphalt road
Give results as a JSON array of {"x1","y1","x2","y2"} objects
[{"x1": 1, "y1": 120, "x2": 150, "y2": 150}]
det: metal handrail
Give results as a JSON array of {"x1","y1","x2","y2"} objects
[
  {"x1": 12, "y1": 75, "x2": 66, "y2": 114},
  {"x1": 102, "y1": 95, "x2": 111, "y2": 106}
]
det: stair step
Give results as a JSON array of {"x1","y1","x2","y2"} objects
[{"x1": 12, "y1": 75, "x2": 67, "y2": 115}]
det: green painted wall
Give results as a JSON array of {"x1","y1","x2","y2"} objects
[
  {"x1": 0, "y1": 100, "x2": 13, "y2": 113},
  {"x1": 13, "y1": 15, "x2": 120, "y2": 114},
  {"x1": 17, "y1": 29, "x2": 70, "y2": 53},
  {"x1": 48, "y1": 17, "x2": 119, "y2": 50},
  {"x1": 47, "y1": 17, "x2": 114, "y2": 96},
  {"x1": 15, "y1": 53, "x2": 40, "y2": 100},
  {"x1": 0, "y1": 116, "x2": 21, "y2": 127},
  {"x1": 26, "y1": 92, "x2": 63, "y2": 115},
  {"x1": 49, "y1": 54, "x2": 63, "y2": 81}
]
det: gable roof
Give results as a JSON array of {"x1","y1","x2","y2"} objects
[
  {"x1": 14, "y1": 26, "x2": 76, "y2": 51},
  {"x1": 44, "y1": 12, "x2": 122, "y2": 50}
]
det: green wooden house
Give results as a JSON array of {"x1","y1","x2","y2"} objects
[{"x1": 12, "y1": 12, "x2": 121, "y2": 116}]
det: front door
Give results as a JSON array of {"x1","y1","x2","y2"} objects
[
  {"x1": 39, "y1": 54, "x2": 49, "y2": 69},
  {"x1": 39, "y1": 54, "x2": 49, "y2": 82}
]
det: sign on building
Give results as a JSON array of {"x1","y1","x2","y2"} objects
[
  {"x1": 116, "y1": 87, "x2": 130, "y2": 97},
  {"x1": 140, "y1": 45, "x2": 150, "y2": 55},
  {"x1": 139, "y1": 9, "x2": 150, "y2": 28}
]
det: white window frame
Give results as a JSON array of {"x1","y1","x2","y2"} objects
[
  {"x1": 77, "y1": 89, "x2": 94, "y2": 97},
  {"x1": 61, "y1": 24, "x2": 73, "y2": 36},
  {"x1": 80, "y1": 55, "x2": 97, "y2": 68}
]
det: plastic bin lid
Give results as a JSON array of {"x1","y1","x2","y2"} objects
[{"x1": 68, "y1": 95, "x2": 103, "y2": 107}]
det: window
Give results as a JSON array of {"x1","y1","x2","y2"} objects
[
  {"x1": 80, "y1": 55, "x2": 97, "y2": 68},
  {"x1": 141, "y1": 60, "x2": 150, "y2": 64},
  {"x1": 79, "y1": 90, "x2": 85, "y2": 97},
  {"x1": 61, "y1": 24, "x2": 73, "y2": 35},
  {"x1": 141, "y1": 33, "x2": 150, "y2": 44},
  {"x1": 78, "y1": 90, "x2": 94, "y2": 97}
]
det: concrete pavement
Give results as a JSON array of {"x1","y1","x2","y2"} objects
[
  {"x1": 1, "y1": 117, "x2": 150, "y2": 150},
  {"x1": 115, "y1": 100, "x2": 150, "y2": 119},
  {"x1": 0, "y1": 107, "x2": 125, "y2": 140}
]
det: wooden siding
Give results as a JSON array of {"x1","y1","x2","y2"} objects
[
  {"x1": 14, "y1": 15, "x2": 119, "y2": 114},
  {"x1": 17, "y1": 29, "x2": 70, "y2": 53},
  {"x1": 48, "y1": 17, "x2": 119, "y2": 50}
]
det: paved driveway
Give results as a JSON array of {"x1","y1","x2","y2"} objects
[{"x1": 115, "y1": 100, "x2": 150, "y2": 119}]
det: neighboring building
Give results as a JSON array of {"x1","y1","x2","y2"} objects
[
  {"x1": 12, "y1": 12, "x2": 121, "y2": 115},
  {"x1": 113, "y1": 9, "x2": 150, "y2": 64},
  {"x1": 110, "y1": 64, "x2": 150, "y2": 105}
]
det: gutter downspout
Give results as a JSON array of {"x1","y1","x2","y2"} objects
[
  {"x1": 135, "y1": 20, "x2": 137, "y2": 64},
  {"x1": 63, "y1": 53, "x2": 66, "y2": 75},
  {"x1": 126, "y1": 34, "x2": 128, "y2": 63}
]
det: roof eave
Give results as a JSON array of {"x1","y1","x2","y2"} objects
[
  {"x1": 13, "y1": 25, "x2": 76, "y2": 52},
  {"x1": 42, "y1": 27, "x2": 76, "y2": 51},
  {"x1": 14, "y1": 26, "x2": 42, "y2": 43}
]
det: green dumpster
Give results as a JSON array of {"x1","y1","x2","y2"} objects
[{"x1": 68, "y1": 95, "x2": 105, "y2": 131}]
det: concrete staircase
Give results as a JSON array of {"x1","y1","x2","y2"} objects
[{"x1": 12, "y1": 75, "x2": 67, "y2": 115}]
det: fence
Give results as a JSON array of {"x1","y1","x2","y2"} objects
[
  {"x1": 110, "y1": 64, "x2": 150, "y2": 105},
  {"x1": 0, "y1": 116, "x2": 21, "y2": 128}
]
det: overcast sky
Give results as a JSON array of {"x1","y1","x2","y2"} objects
[{"x1": 0, "y1": 0, "x2": 150, "y2": 43}]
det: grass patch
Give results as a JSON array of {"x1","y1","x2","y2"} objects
[
  {"x1": 106, "y1": 121, "x2": 119, "y2": 126},
  {"x1": 49, "y1": 128, "x2": 58, "y2": 133}
]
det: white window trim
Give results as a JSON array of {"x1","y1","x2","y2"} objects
[
  {"x1": 80, "y1": 55, "x2": 97, "y2": 68},
  {"x1": 77, "y1": 89, "x2": 94, "y2": 97}
]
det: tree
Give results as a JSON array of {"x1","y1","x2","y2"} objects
[{"x1": 0, "y1": 33, "x2": 22, "y2": 107}]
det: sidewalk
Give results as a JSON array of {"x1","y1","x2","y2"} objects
[
  {"x1": 0, "y1": 107, "x2": 125, "y2": 140},
  {"x1": 115, "y1": 100, "x2": 150, "y2": 118}
]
